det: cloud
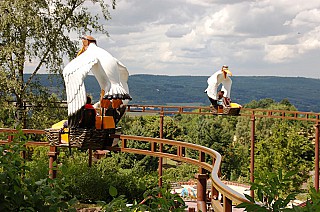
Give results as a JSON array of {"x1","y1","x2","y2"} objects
[
  {"x1": 85, "y1": 0, "x2": 320, "y2": 79},
  {"x1": 165, "y1": 25, "x2": 192, "y2": 38}
]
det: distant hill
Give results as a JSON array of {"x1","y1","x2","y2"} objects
[{"x1": 31, "y1": 74, "x2": 320, "y2": 112}]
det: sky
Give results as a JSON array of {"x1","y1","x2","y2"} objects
[{"x1": 88, "y1": 0, "x2": 320, "y2": 79}]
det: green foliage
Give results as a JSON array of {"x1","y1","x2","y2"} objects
[
  {"x1": 138, "y1": 186, "x2": 187, "y2": 211},
  {"x1": 99, "y1": 186, "x2": 187, "y2": 212},
  {"x1": 41, "y1": 150, "x2": 159, "y2": 203},
  {"x1": 117, "y1": 98, "x2": 315, "y2": 191},
  {"x1": 163, "y1": 163, "x2": 198, "y2": 184},
  {"x1": 236, "y1": 170, "x2": 320, "y2": 212},
  {"x1": 118, "y1": 115, "x2": 184, "y2": 170},
  {"x1": 0, "y1": 0, "x2": 116, "y2": 127},
  {"x1": 26, "y1": 146, "x2": 50, "y2": 180},
  {"x1": 178, "y1": 113, "x2": 240, "y2": 179},
  {"x1": 1, "y1": 96, "x2": 317, "y2": 210},
  {"x1": 236, "y1": 169, "x2": 298, "y2": 211},
  {"x1": 292, "y1": 187, "x2": 320, "y2": 212},
  {"x1": 255, "y1": 120, "x2": 313, "y2": 192},
  {"x1": 26, "y1": 93, "x2": 68, "y2": 130},
  {"x1": 0, "y1": 140, "x2": 77, "y2": 211}
]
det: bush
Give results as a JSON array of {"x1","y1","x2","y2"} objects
[
  {"x1": 236, "y1": 169, "x2": 320, "y2": 212},
  {"x1": 163, "y1": 163, "x2": 198, "y2": 184},
  {"x1": 0, "y1": 140, "x2": 77, "y2": 211},
  {"x1": 99, "y1": 186, "x2": 187, "y2": 212},
  {"x1": 49, "y1": 150, "x2": 159, "y2": 203}
]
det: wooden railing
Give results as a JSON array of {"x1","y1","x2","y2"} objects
[
  {"x1": 116, "y1": 135, "x2": 250, "y2": 211},
  {"x1": 2, "y1": 105, "x2": 319, "y2": 211},
  {"x1": 127, "y1": 104, "x2": 320, "y2": 122},
  {"x1": 126, "y1": 104, "x2": 320, "y2": 196},
  {"x1": 0, "y1": 128, "x2": 250, "y2": 211}
]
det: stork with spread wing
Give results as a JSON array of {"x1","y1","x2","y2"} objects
[
  {"x1": 205, "y1": 65, "x2": 232, "y2": 103},
  {"x1": 63, "y1": 35, "x2": 131, "y2": 128},
  {"x1": 205, "y1": 65, "x2": 241, "y2": 115}
]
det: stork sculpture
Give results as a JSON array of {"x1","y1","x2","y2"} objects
[
  {"x1": 63, "y1": 35, "x2": 131, "y2": 128},
  {"x1": 205, "y1": 65, "x2": 241, "y2": 115}
]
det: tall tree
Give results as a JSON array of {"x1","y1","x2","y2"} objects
[{"x1": 0, "y1": 0, "x2": 116, "y2": 127}]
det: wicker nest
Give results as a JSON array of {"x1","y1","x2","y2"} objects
[
  {"x1": 45, "y1": 128, "x2": 115, "y2": 150},
  {"x1": 223, "y1": 107, "x2": 241, "y2": 116},
  {"x1": 211, "y1": 106, "x2": 240, "y2": 116}
]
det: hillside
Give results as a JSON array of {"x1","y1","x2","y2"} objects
[{"x1": 33, "y1": 74, "x2": 320, "y2": 112}]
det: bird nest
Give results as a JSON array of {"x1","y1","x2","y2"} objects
[
  {"x1": 223, "y1": 107, "x2": 241, "y2": 116},
  {"x1": 45, "y1": 128, "x2": 115, "y2": 150},
  {"x1": 211, "y1": 107, "x2": 240, "y2": 116}
]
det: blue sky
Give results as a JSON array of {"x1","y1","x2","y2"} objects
[{"x1": 82, "y1": 1, "x2": 320, "y2": 79}]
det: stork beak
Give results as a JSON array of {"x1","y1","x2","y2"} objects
[{"x1": 223, "y1": 68, "x2": 232, "y2": 76}]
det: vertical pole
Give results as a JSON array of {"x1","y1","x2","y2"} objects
[
  {"x1": 223, "y1": 196, "x2": 232, "y2": 212},
  {"x1": 250, "y1": 111, "x2": 255, "y2": 198},
  {"x1": 8, "y1": 134, "x2": 13, "y2": 143},
  {"x1": 48, "y1": 146, "x2": 58, "y2": 179},
  {"x1": 21, "y1": 150, "x2": 26, "y2": 160},
  {"x1": 196, "y1": 174, "x2": 208, "y2": 212},
  {"x1": 89, "y1": 148, "x2": 92, "y2": 167},
  {"x1": 23, "y1": 101, "x2": 27, "y2": 128},
  {"x1": 315, "y1": 120, "x2": 319, "y2": 191},
  {"x1": 158, "y1": 111, "x2": 164, "y2": 188},
  {"x1": 199, "y1": 151, "x2": 206, "y2": 174}
]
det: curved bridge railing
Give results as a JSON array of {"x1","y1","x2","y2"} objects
[
  {"x1": 115, "y1": 134, "x2": 249, "y2": 211},
  {"x1": 0, "y1": 128, "x2": 249, "y2": 212}
]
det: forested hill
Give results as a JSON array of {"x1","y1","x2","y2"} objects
[{"x1": 33, "y1": 74, "x2": 320, "y2": 112}]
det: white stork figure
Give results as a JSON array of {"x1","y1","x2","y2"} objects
[
  {"x1": 63, "y1": 36, "x2": 131, "y2": 127},
  {"x1": 205, "y1": 65, "x2": 232, "y2": 105}
]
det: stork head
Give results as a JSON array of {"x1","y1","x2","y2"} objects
[
  {"x1": 221, "y1": 65, "x2": 232, "y2": 78},
  {"x1": 77, "y1": 35, "x2": 97, "y2": 56},
  {"x1": 81, "y1": 35, "x2": 96, "y2": 46}
]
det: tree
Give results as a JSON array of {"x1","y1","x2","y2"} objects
[
  {"x1": 233, "y1": 99, "x2": 314, "y2": 187},
  {"x1": 118, "y1": 115, "x2": 185, "y2": 170},
  {"x1": 0, "y1": 0, "x2": 116, "y2": 127},
  {"x1": 255, "y1": 120, "x2": 314, "y2": 192}
]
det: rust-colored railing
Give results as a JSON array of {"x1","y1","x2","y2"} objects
[
  {"x1": 116, "y1": 134, "x2": 250, "y2": 211},
  {"x1": 1, "y1": 105, "x2": 319, "y2": 211},
  {"x1": 0, "y1": 128, "x2": 249, "y2": 211},
  {"x1": 127, "y1": 104, "x2": 320, "y2": 122},
  {"x1": 127, "y1": 104, "x2": 320, "y2": 197}
]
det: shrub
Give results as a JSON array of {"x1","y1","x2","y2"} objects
[
  {"x1": 236, "y1": 169, "x2": 320, "y2": 212},
  {"x1": 0, "y1": 139, "x2": 77, "y2": 211}
]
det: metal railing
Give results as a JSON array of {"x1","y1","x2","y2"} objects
[
  {"x1": 127, "y1": 104, "x2": 320, "y2": 122},
  {"x1": 0, "y1": 128, "x2": 249, "y2": 211},
  {"x1": 1, "y1": 105, "x2": 319, "y2": 211}
]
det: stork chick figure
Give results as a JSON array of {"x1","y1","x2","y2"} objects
[
  {"x1": 205, "y1": 65, "x2": 232, "y2": 107},
  {"x1": 63, "y1": 35, "x2": 131, "y2": 128}
]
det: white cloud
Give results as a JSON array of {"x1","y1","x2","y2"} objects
[
  {"x1": 298, "y1": 26, "x2": 320, "y2": 53},
  {"x1": 81, "y1": 0, "x2": 320, "y2": 79},
  {"x1": 264, "y1": 44, "x2": 296, "y2": 63}
]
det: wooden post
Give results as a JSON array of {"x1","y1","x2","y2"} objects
[
  {"x1": 48, "y1": 146, "x2": 58, "y2": 179},
  {"x1": 8, "y1": 134, "x2": 13, "y2": 142},
  {"x1": 196, "y1": 173, "x2": 208, "y2": 212},
  {"x1": 199, "y1": 151, "x2": 206, "y2": 174},
  {"x1": 89, "y1": 148, "x2": 92, "y2": 167},
  {"x1": 315, "y1": 120, "x2": 319, "y2": 191},
  {"x1": 223, "y1": 195, "x2": 232, "y2": 212},
  {"x1": 158, "y1": 111, "x2": 164, "y2": 188},
  {"x1": 250, "y1": 111, "x2": 255, "y2": 198}
]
